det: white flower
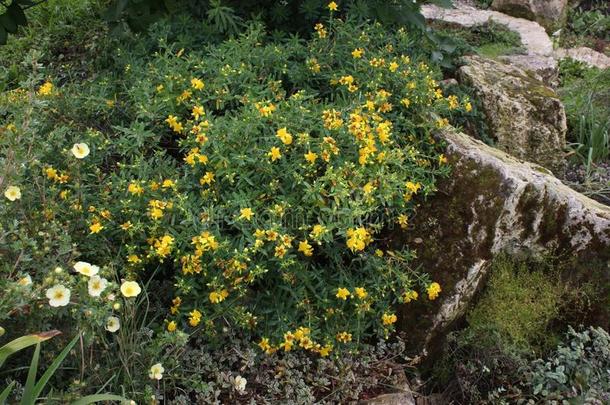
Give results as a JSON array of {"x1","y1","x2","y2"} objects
[
  {"x1": 149, "y1": 363, "x2": 164, "y2": 380},
  {"x1": 74, "y1": 261, "x2": 99, "y2": 277},
  {"x1": 71, "y1": 143, "x2": 90, "y2": 159},
  {"x1": 46, "y1": 285, "x2": 71, "y2": 307},
  {"x1": 88, "y1": 275, "x2": 108, "y2": 297},
  {"x1": 233, "y1": 375, "x2": 247, "y2": 394},
  {"x1": 17, "y1": 274, "x2": 32, "y2": 286},
  {"x1": 4, "y1": 186, "x2": 21, "y2": 201},
  {"x1": 120, "y1": 280, "x2": 141, "y2": 298},
  {"x1": 105, "y1": 316, "x2": 120, "y2": 333}
]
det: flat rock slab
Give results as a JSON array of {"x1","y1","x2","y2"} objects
[
  {"x1": 458, "y1": 55, "x2": 567, "y2": 171},
  {"x1": 398, "y1": 126, "x2": 610, "y2": 354},
  {"x1": 422, "y1": 3, "x2": 553, "y2": 56},
  {"x1": 554, "y1": 47, "x2": 610, "y2": 70}
]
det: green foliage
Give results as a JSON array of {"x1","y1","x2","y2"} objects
[
  {"x1": 0, "y1": 13, "x2": 463, "y2": 398},
  {"x1": 1, "y1": 332, "x2": 128, "y2": 404},
  {"x1": 0, "y1": 0, "x2": 34, "y2": 45},
  {"x1": 561, "y1": 1, "x2": 610, "y2": 52},
  {"x1": 432, "y1": 20, "x2": 525, "y2": 59},
  {"x1": 171, "y1": 335, "x2": 410, "y2": 403},
  {"x1": 429, "y1": 256, "x2": 603, "y2": 403},
  {"x1": 559, "y1": 62, "x2": 610, "y2": 163},
  {"x1": 529, "y1": 326, "x2": 610, "y2": 402},
  {"x1": 465, "y1": 258, "x2": 561, "y2": 353}
]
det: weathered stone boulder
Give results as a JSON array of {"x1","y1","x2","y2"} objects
[
  {"x1": 397, "y1": 126, "x2": 610, "y2": 355},
  {"x1": 492, "y1": 0, "x2": 569, "y2": 32},
  {"x1": 458, "y1": 55, "x2": 567, "y2": 172}
]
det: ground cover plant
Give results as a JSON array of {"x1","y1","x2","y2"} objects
[{"x1": 0, "y1": 1, "x2": 472, "y2": 400}]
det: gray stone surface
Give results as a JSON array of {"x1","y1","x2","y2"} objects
[
  {"x1": 458, "y1": 55, "x2": 567, "y2": 171},
  {"x1": 398, "y1": 126, "x2": 610, "y2": 354},
  {"x1": 492, "y1": 0, "x2": 569, "y2": 32},
  {"x1": 554, "y1": 47, "x2": 610, "y2": 70}
]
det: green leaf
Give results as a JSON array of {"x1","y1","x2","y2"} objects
[
  {"x1": 0, "y1": 13, "x2": 18, "y2": 34},
  {"x1": 0, "y1": 330, "x2": 61, "y2": 368},
  {"x1": 7, "y1": 3, "x2": 26, "y2": 27},
  {"x1": 0, "y1": 381, "x2": 16, "y2": 404},
  {"x1": 21, "y1": 343, "x2": 41, "y2": 405},
  {"x1": 71, "y1": 394, "x2": 130, "y2": 405},
  {"x1": 31, "y1": 334, "x2": 80, "y2": 401}
]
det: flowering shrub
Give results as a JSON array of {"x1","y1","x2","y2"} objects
[{"x1": 1, "y1": 15, "x2": 470, "y2": 367}]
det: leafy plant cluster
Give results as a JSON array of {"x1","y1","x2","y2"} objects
[
  {"x1": 561, "y1": 0, "x2": 610, "y2": 53},
  {"x1": 429, "y1": 256, "x2": 604, "y2": 403},
  {"x1": 558, "y1": 60, "x2": 610, "y2": 164},
  {"x1": 1, "y1": 9, "x2": 469, "y2": 399}
]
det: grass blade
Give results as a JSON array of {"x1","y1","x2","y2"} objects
[
  {"x1": 0, "y1": 331, "x2": 61, "y2": 368},
  {"x1": 21, "y1": 343, "x2": 40, "y2": 405},
  {"x1": 71, "y1": 394, "x2": 130, "y2": 405},
  {"x1": 31, "y1": 334, "x2": 80, "y2": 400},
  {"x1": 0, "y1": 381, "x2": 16, "y2": 404}
]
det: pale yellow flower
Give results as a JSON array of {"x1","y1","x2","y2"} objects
[
  {"x1": 4, "y1": 186, "x2": 21, "y2": 201},
  {"x1": 88, "y1": 275, "x2": 108, "y2": 297},
  {"x1": 120, "y1": 280, "x2": 142, "y2": 298},
  {"x1": 105, "y1": 316, "x2": 120, "y2": 332},
  {"x1": 149, "y1": 363, "x2": 165, "y2": 380},
  {"x1": 71, "y1": 143, "x2": 90, "y2": 159},
  {"x1": 46, "y1": 285, "x2": 70, "y2": 307},
  {"x1": 73, "y1": 261, "x2": 100, "y2": 277}
]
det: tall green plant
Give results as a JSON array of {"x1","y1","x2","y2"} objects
[{"x1": 1, "y1": 332, "x2": 128, "y2": 404}]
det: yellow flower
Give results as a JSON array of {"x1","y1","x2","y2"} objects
[
  {"x1": 71, "y1": 143, "x2": 90, "y2": 159},
  {"x1": 239, "y1": 207, "x2": 254, "y2": 221},
  {"x1": 209, "y1": 289, "x2": 229, "y2": 304},
  {"x1": 403, "y1": 290, "x2": 418, "y2": 303},
  {"x1": 200, "y1": 171, "x2": 215, "y2": 185},
  {"x1": 304, "y1": 151, "x2": 318, "y2": 164},
  {"x1": 191, "y1": 78, "x2": 205, "y2": 90},
  {"x1": 298, "y1": 240, "x2": 313, "y2": 256},
  {"x1": 258, "y1": 337, "x2": 275, "y2": 354},
  {"x1": 189, "y1": 309, "x2": 202, "y2": 327},
  {"x1": 310, "y1": 224, "x2": 326, "y2": 239},
  {"x1": 192, "y1": 105, "x2": 205, "y2": 120},
  {"x1": 327, "y1": 1, "x2": 338, "y2": 11},
  {"x1": 318, "y1": 344, "x2": 332, "y2": 356},
  {"x1": 397, "y1": 214, "x2": 408, "y2": 230},
  {"x1": 37, "y1": 81, "x2": 53, "y2": 96},
  {"x1": 346, "y1": 227, "x2": 372, "y2": 252},
  {"x1": 351, "y1": 48, "x2": 364, "y2": 58},
  {"x1": 120, "y1": 221, "x2": 133, "y2": 230},
  {"x1": 4, "y1": 186, "x2": 21, "y2": 201},
  {"x1": 465, "y1": 101, "x2": 473, "y2": 112},
  {"x1": 89, "y1": 220, "x2": 103, "y2": 234},
  {"x1": 439, "y1": 154, "x2": 448, "y2": 165},
  {"x1": 276, "y1": 127, "x2": 293, "y2": 145},
  {"x1": 354, "y1": 287, "x2": 368, "y2": 299},
  {"x1": 127, "y1": 254, "x2": 142, "y2": 264},
  {"x1": 167, "y1": 321, "x2": 177, "y2": 332},
  {"x1": 389, "y1": 61, "x2": 399, "y2": 72},
  {"x1": 427, "y1": 282, "x2": 441, "y2": 300},
  {"x1": 336, "y1": 331, "x2": 352, "y2": 343},
  {"x1": 120, "y1": 280, "x2": 142, "y2": 298},
  {"x1": 336, "y1": 287, "x2": 350, "y2": 300},
  {"x1": 127, "y1": 182, "x2": 144, "y2": 195},
  {"x1": 314, "y1": 23, "x2": 327, "y2": 38},
  {"x1": 405, "y1": 181, "x2": 421, "y2": 194},
  {"x1": 382, "y1": 313, "x2": 397, "y2": 326},
  {"x1": 17, "y1": 275, "x2": 32, "y2": 286},
  {"x1": 268, "y1": 147, "x2": 282, "y2": 162}
]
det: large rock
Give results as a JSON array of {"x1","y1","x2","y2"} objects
[
  {"x1": 492, "y1": 0, "x2": 569, "y2": 32},
  {"x1": 397, "y1": 126, "x2": 610, "y2": 355},
  {"x1": 458, "y1": 55, "x2": 567, "y2": 172}
]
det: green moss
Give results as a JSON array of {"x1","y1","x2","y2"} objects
[{"x1": 464, "y1": 256, "x2": 562, "y2": 354}]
